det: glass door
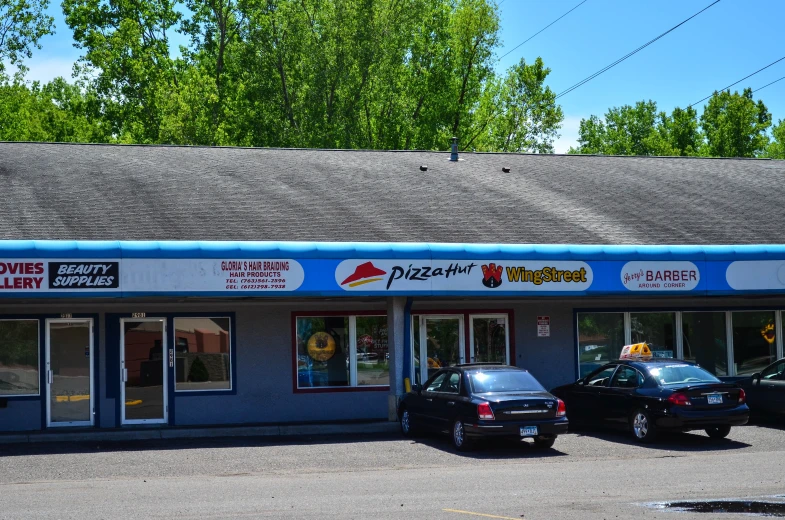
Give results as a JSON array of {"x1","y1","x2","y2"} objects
[
  {"x1": 46, "y1": 319, "x2": 94, "y2": 427},
  {"x1": 470, "y1": 315, "x2": 509, "y2": 364},
  {"x1": 121, "y1": 318, "x2": 168, "y2": 424},
  {"x1": 418, "y1": 316, "x2": 464, "y2": 384}
]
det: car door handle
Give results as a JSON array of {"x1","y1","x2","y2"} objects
[
  {"x1": 446, "y1": 401, "x2": 455, "y2": 406},
  {"x1": 425, "y1": 398, "x2": 433, "y2": 402}
]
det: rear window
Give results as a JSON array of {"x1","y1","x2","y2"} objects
[
  {"x1": 647, "y1": 364, "x2": 720, "y2": 385},
  {"x1": 468, "y1": 370, "x2": 545, "y2": 394}
]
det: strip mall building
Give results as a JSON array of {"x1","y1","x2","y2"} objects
[{"x1": 1, "y1": 142, "x2": 784, "y2": 433}]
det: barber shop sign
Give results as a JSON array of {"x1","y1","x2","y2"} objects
[{"x1": 620, "y1": 261, "x2": 700, "y2": 292}]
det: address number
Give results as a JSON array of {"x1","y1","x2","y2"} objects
[
  {"x1": 60, "y1": 313, "x2": 73, "y2": 319},
  {"x1": 131, "y1": 312, "x2": 147, "y2": 318}
]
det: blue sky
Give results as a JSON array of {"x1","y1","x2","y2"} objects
[{"x1": 13, "y1": 0, "x2": 785, "y2": 152}]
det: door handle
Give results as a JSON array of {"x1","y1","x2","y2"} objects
[
  {"x1": 47, "y1": 370, "x2": 53, "y2": 384},
  {"x1": 122, "y1": 369, "x2": 128, "y2": 382},
  {"x1": 425, "y1": 398, "x2": 433, "y2": 402},
  {"x1": 447, "y1": 401, "x2": 455, "y2": 406}
]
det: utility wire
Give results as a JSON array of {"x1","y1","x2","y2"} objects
[
  {"x1": 556, "y1": 0, "x2": 721, "y2": 99},
  {"x1": 498, "y1": 0, "x2": 588, "y2": 62},
  {"x1": 688, "y1": 55, "x2": 785, "y2": 106},
  {"x1": 753, "y1": 74, "x2": 785, "y2": 94}
]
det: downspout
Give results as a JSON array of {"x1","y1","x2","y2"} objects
[{"x1": 402, "y1": 297, "x2": 414, "y2": 390}]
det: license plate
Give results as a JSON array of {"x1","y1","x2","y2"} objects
[
  {"x1": 520, "y1": 426, "x2": 538, "y2": 437},
  {"x1": 707, "y1": 394, "x2": 723, "y2": 405}
]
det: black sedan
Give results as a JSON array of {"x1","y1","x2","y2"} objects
[
  {"x1": 398, "y1": 363, "x2": 568, "y2": 451},
  {"x1": 551, "y1": 359, "x2": 749, "y2": 443},
  {"x1": 731, "y1": 358, "x2": 785, "y2": 417}
]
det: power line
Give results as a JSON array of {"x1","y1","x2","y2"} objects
[
  {"x1": 753, "y1": 74, "x2": 785, "y2": 94},
  {"x1": 689, "y1": 55, "x2": 785, "y2": 106},
  {"x1": 556, "y1": 0, "x2": 721, "y2": 100},
  {"x1": 498, "y1": 0, "x2": 588, "y2": 62}
]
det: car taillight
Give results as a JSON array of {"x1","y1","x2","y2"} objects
[
  {"x1": 667, "y1": 392, "x2": 692, "y2": 406},
  {"x1": 477, "y1": 402, "x2": 495, "y2": 420},
  {"x1": 738, "y1": 388, "x2": 746, "y2": 404},
  {"x1": 556, "y1": 399, "x2": 566, "y2": 417}
]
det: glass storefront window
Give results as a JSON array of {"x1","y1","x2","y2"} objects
[
  {"x1": 471, "y1": 316, "x2": 507, "y2": 364},
  {"x1": 577, "y1": 313, "x2": 624, "y2": 378},
  {"x1": 174, "y1": 318, "x2": 231, "y2": 391},
  {"x1": 296, "y1": 314, "x2": 388, "y2": 389},
  {"x1": 355, "y1": 316, "x2": 389, "y2": 386},
  {"x1": 0, "y1": 320, "x2": 39, "y2": 396},
  {"x1": 682, "y1": 312, "x2": 728, "y2": 376},
  {"x1": 732, "y1": 311, "x2": 776, "y2": 376},
  {"x1": 296, "y1": 317, "x2": 349, "y2": 388},
  {"x1": 630, "y1": 313, "x2": 676, "y2": 358}
]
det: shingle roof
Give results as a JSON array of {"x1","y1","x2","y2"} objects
[{"x1": 1, "y1": 142, "x2": 784, "y2": 244}]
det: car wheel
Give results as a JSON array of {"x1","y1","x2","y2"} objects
[
  {"x1": 533, "y1": 435, "x2": 556, "y2": 449},
  {"x1": 705, "y1": 425, "x2": 731, "y2": 439},
  {"x1": 631, "y1": 409, "x2": 658, "y2": 443},
  {"x1": 400, "y1": 408, "x2": 417, "y2": 437},
  {"x1": 452, "y1": 419, "x2": 473, "y2": 451}
]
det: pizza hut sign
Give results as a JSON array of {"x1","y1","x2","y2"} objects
[{"x1": 621, "y1": 261, "x2": 700, "y2": 292}]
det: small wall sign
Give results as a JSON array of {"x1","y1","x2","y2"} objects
[{"x1": 537, "y1": 316, "x2": 550, "y2": 337}]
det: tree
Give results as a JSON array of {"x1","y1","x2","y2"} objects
[
  {"x1": 765, "y1": 119, "x2": 785, "y2": 160},
  {"x1": 700, "y1": 88, "x2": 771, "y2": 158},
  {"x1": 470, "y1": 57, "x2": 562, "y2": 153},
  {"x1": 661, "y1": 106, "x2": 702, "y2": 156},
  {"x1": 0, "y1": 0, "x2": 54, "y2": 74},
  {"x1": 569, "y1": 100, "x2": 672, "y2": 156}
]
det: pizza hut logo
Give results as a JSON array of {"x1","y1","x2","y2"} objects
[
  {"x1": 340, "y1": 261, "x2": 387, "y2": 288},
  {"x1": 481, "y1": 263, "x2": 503, "y2": 288}
]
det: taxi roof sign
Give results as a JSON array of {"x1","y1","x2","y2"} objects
[{"x1": 620, "y1": 342, "x2": 652, "y2": 360}]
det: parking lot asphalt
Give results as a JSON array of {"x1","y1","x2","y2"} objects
[{"x1": 1, "y1": 420, "x2": 784, "y2": 519}]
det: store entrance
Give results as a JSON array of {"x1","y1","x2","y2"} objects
[
  {"x1": 416, "y1": 316, "x2": 465, "y2": 384},
  {"x1": 121, "y1": 318, "x2": 168, "y2": 424},
  {"x1": 45, "y1": 318, "x2": 94, "y2": 427}
]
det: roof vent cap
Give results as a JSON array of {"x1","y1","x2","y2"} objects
[
  {"x1": 501, "y1": 167, "x2": 511, "y2": 173},
  {"x1": 419, "y1": 165, "x2": 428, "y2": 171},
  {"x1": 450, "y1": 137, "x2": 459, "y2": 162}
]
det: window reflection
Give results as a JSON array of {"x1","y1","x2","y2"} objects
[
  {"x1": 0, "y1": 320, "x2": 39, "y2": 396},
  {"x1": 174, "y1": 318, "x2": 231, "y2": 391},
  {"x1": 732, "y1": 311, "x2": 776, "y2": 376}
]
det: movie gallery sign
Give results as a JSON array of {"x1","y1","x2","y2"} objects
[
  {"x1": 335, "y1": 259, "x2": 593, "y2": 292},
  {"x1": 620, "y1": 261, "x2": 700, "y2": 291}
]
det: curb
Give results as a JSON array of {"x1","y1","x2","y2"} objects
[{"x1": 0, "y1": 421, "x2": 400, "y2": 445}]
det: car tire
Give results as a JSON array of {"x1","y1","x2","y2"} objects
[
  {"x1": 705, "y1": 425, "x2": 731, "y2": 439},
  {"x1": 630, "y1": 409, "x2": 658, "y2": 443},
  {"x1": 400, "y1": 408, "x2": 417, "y2": 437},
  {"x1": 533, "y1": 435, "x2": 556, "y2": 449},
  {"x1": 452, "y1": 419, "x2": 473, "y2": 451}
]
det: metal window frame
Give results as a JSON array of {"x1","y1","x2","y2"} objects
[
  {"x1": 120, "y1": 317, "x2": 168, "y2": 425},
  {"x1": 173, "y1": 316, "x2": 233, "y2": 393}
]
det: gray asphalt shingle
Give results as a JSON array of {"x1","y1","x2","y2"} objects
[{"x1": 1, "y1": 142, "x2": 783, "y2": 244}]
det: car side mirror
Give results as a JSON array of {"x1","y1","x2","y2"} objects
[
  {"x1": 576, "y1": 378, "x2": 585, "y2": 386},
  {"x1": 751, "y1": 372, "x2": 762, "y2": 383},
  {"x1": 411, "y1": 383, "x2": 421, "y2": 393}
]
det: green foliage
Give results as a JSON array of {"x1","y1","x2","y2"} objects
[
  {"x1": 700, "y1": 88, "x2": 771, "y2": 158},
  {"x1": 0, "y1": 0, "x2": 54, "y2": 73},
  {"x1": 0, "y1": 75, "x2": 109, "y2": 141},
  {"x1": 571, "y1": 90, "x2": 776, "y2": 159},
  {"x1": 766, "y1": 119, "x2": 785, "y2": 160},
  {"x1": 0, "y1": 321, "x2": 38, "y2": 367},
  {"x1": 188, "y1": 356, "x2": 209, "y2": 382}
]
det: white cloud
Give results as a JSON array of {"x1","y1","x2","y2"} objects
[{"x1": 553, "y1": 115, "x2": 584, "y2": 154}]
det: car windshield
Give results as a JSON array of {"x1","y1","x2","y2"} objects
[
  {"x1": 468, "y1": 370, "x2": 545, "y2": 393},
  {"x1": 647, "y1": 364, "x2": 720, "y2": 385}
]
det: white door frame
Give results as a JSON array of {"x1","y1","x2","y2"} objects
[
  {"x1": 120, "y1": 317, "x2": 168, "y2": 425},
  {"x1": 469, "y1": 314, "x2": 510, "y2": 364},
  {"x1": 45, "y1": 318, "x2": 95, "y2": 428},
  {"x1": 418, "y1": 315, "x2": 465, "y2": 384}
]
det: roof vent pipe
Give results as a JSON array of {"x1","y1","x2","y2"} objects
[{"x1": 450, "y1": 137, "x2": 459, "y2": 161}]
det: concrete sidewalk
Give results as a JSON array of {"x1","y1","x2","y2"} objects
[{"x1": 0, "y1": 420, "x2": 400, "y2": 445}]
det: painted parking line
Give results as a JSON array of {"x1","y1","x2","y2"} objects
[{"x1": 443, "y1": 509, "x2": 521, "y2": 519}]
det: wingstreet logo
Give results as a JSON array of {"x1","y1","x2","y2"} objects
[{"x1": 336, "y1": 260, "x2": 478, "y2": 291}]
